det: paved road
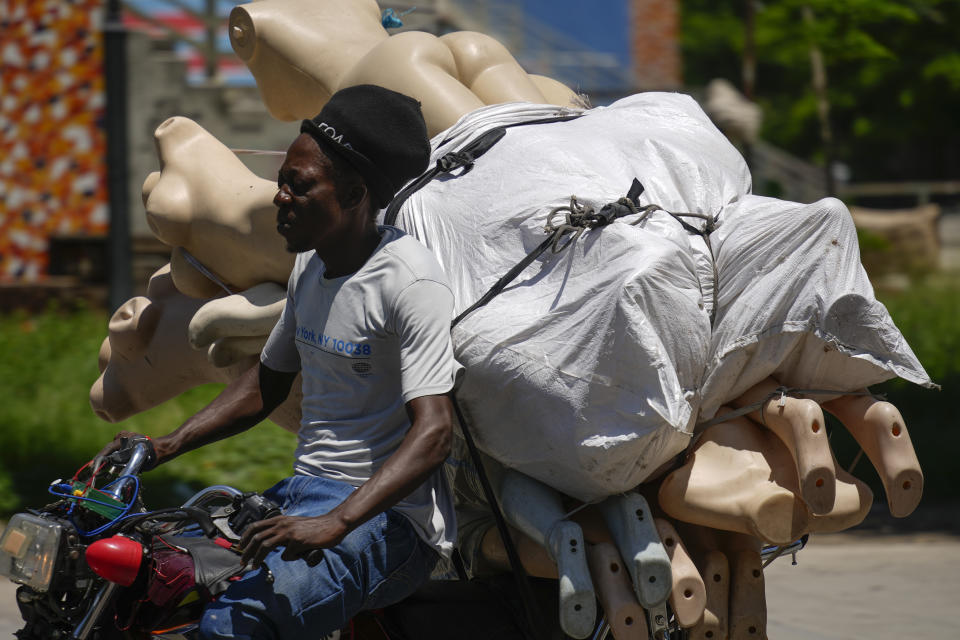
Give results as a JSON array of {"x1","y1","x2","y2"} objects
[
  {"x1": 765, "y1": 533, "x2": 960, "y2": 640},
  {"x1": 2, "y1": 531, "x2": 958, "y2": 638},
  {"x1": 0, "y1": 578, "x2": 18, "y2": 639}
]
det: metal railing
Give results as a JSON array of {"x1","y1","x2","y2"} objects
[
  {"x1": 121, "y1": 0, "x2": 236, "y2": 81},
  {"x1": 837, "y1": 180, "x2": 960, "y2": 205}
]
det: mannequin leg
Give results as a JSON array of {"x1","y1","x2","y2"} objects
[
  {"x1": 478, "y1": 525, "x2": 558, "y2": 578},
  {"x1": 586, "y1": 542, "x2": 647, "y2": 640},
  {"x1": 717, "y1": 533, "x2": 766, "y2": 640},
  {"x1": 733, "y1": 378, "x2": 836, "y2": 514},
  {"x1": 806, "y1": 464, "x2": 873, "y2": 534},
  {"x1": 657, "y1": 412, "x2": 809, "y2": 545},
  {"x1": 529, "y1": 74, "x2": 586, "y2": 108},
  {"x1": 822, "y1": 393, "x2": 923, "y2": 517},
  {"x1": 187, "y1": 283, "x2": 287, "y2": 350},
  {"x1": 598, "y1": 493, "x2": 672, "y2": 608},
  {"x1": 569, "y1": 505, "x2": 616, "y2": 545},
  {"x1": 659, "y1": 411, "x2": 874, "y2": 542},
  {"x1": 687, "y1": 550, "x2": 729, "y2": 640},
  {"x1": 653, "y1": 518, "x2": 706, "y2": 628},
  {"x1": 206, "y1": 336, "x2": 274, "y2": 368},
  {"x1": 499, "y1": 470, "x2": 596, "y2": 639}
]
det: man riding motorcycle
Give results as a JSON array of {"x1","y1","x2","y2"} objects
[{"x1": 98, "y1": 85, "x2": 462, "y2": 640}]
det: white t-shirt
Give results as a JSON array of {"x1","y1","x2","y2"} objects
[{"x1": 260, "y1": 226, "x2": 460, "y2": 557}]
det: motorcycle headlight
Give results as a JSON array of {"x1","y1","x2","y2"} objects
[{"x1": 0, "y1": 513, "x2": 64, "y2": 592}]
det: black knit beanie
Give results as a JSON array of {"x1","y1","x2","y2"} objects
[{"x1": 300, "y1": 85, "x2": 430, "y2": 209}]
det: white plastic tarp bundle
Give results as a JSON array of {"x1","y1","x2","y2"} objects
[{"x1": 388, "y1": 93, "x2": 932, "y2": 502}]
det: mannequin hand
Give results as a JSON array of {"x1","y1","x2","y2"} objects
[{"x1": 240, "y1": 514, "x2": 350, "y2": 568}]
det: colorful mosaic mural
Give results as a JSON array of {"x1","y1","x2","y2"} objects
[{"x1": 0, "y1": 0, "x2": 108, "y2": 281}]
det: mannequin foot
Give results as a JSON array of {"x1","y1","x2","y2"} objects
[
  {"x1": 717, "y1": 534, "x2": 767, "y2": 640},
  {"x1": 586, "y1": 542, "x2": 647, "y2": 639},
  {"x1": 654, "y1": 518, "x2": 706, "y2": 628},
  {"x1": 547, "y1": 521, "x2": 597, "y2": 639},
  {"x1": 823, "y1": 394, "x2": 923, "y2": 517},
  {"x1": 688, "y1": 550, "x2": 729, "y2": 640},
  {"x1": 599, "y1": 493, "x2": 672, "y2": 608},
  {"x1": 733, "y1": 379, "x2": 836, "y2": 514},
  {"x1": 807, "y1": 465, "x2": 873, "y2": 534}
]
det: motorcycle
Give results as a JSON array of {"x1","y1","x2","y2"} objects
[
  {"x1": 0, "y1": 440, "x2": 558, "y2": 640},
  {"x1": 0, "y1": 440, "x2": 804, "y2": 640},
  {"x1": 0, "y1": 440, "x2": 281, "y2": 639}
]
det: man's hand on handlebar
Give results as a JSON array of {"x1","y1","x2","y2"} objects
[
  {"x1": 240, "y1": 514, "x2": 349, "y2": 569},
  {"x1": 95, "y1": 432, "x2": 158, "y2": 471}
]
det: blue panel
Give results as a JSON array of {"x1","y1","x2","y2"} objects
[{"x1": 523, "y1": 0, "x2": 630, "y2": 67}]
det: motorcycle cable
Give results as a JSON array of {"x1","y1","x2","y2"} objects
[
  {"x1": 113, "y1": 506, "x2": 220, "y2": 539},
  {"x1": 49, "y1": 474, "x2": 142, "y2": 537}
]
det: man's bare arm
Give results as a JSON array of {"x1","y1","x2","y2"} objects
[
  {"x1": 241, "y1": 393, "x2": 453, "y2": 566},
  {"x1": 329, "y1": 394, "x2": 453, "y2": 527},
  {"x1": 98, "y1": 362, "x2": 297, "y2": 465}
]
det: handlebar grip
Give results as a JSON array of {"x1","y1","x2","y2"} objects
[
  {"x1": 304, "y1": 549, "x2": 326, "y2": 567},
  {"x1": 107, "y1": 438, "x2": 157, "y2": 473}
]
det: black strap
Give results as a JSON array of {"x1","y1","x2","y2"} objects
[
  {"x1": 453, "y1": 179, "x2": 645, "y2": 327},
  {"x1": 451, "y1": 231, "x2": 558, "y2": 327},
  {"x1": 389, "y1": 113, "x2": 578, "y2": 640},
  {"x1": 441, "y1": 181, "x2": 643, "y2": 640},
  {"x1": 447, "y1": 393, "x2": 548, "y2": 640},
  {"x1": 391, "y1": 114, "x2": 645, "y2": 640},
  {"x1": 451, "y1": 548, "x2": 470, "y2": 581},
  {"x1": 384, "y1": 114, "x2": 582, "y2": 226}
]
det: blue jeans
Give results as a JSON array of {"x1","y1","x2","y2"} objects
[{"x1": 198, "y1": 475, "x2": 438, "y2": 640}]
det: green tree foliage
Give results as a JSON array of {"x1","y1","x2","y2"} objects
[
  {"x1": 681, "y1": 0, "x2": 960, "y2": 181},
  {"x1": 0, "y1": 308, "x2": 295, "y2": 515}
]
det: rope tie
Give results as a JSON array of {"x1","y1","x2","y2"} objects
[
  {"x1": 452, "y1": 179, "x2": 644, "y2": 326},
  {"x1": 543, "y1": 178, "x2": 645, "y2": 253},
  {"x1": 632, "y1": 203, "x2": 718, "y2": 237},
  {"x1": 541, "y1": 186, "x2": 720, "y2": 326},
  {"x1": 694, "y1": 386, "x2": 886, "y2": 435},
  {"x1": 454, "y1": 179, "x2": 728, "y2": 330},
  {"x1": 544, "y1": 194, "x2": 640, "y2": 253}
]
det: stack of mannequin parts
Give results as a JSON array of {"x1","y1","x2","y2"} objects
[
  {"x1": 83, "y1": 3, "x2": 934, "y2": 635},
  {"x1": 390, "y1": 94, "x2": 932, "y2": 503}
]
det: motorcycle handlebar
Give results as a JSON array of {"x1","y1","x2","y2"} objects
[
  {"x1": 117, "y1": 442, "x2": 153, "y2": 478},
  {"x1": 102, "y1": 440, "x2": 155, "y2": 501}
]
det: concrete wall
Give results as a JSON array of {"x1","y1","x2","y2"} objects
[{"x1": 124, "y1": 31, "x2": 296, "y2": 238}]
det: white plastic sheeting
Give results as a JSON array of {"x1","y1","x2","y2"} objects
[
  {"x1": 700, "y1": 194, "x2": 931, "y2": 419},
  {"x1": 388, "y1": 93, "x2": 931, "y2": 502}
]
